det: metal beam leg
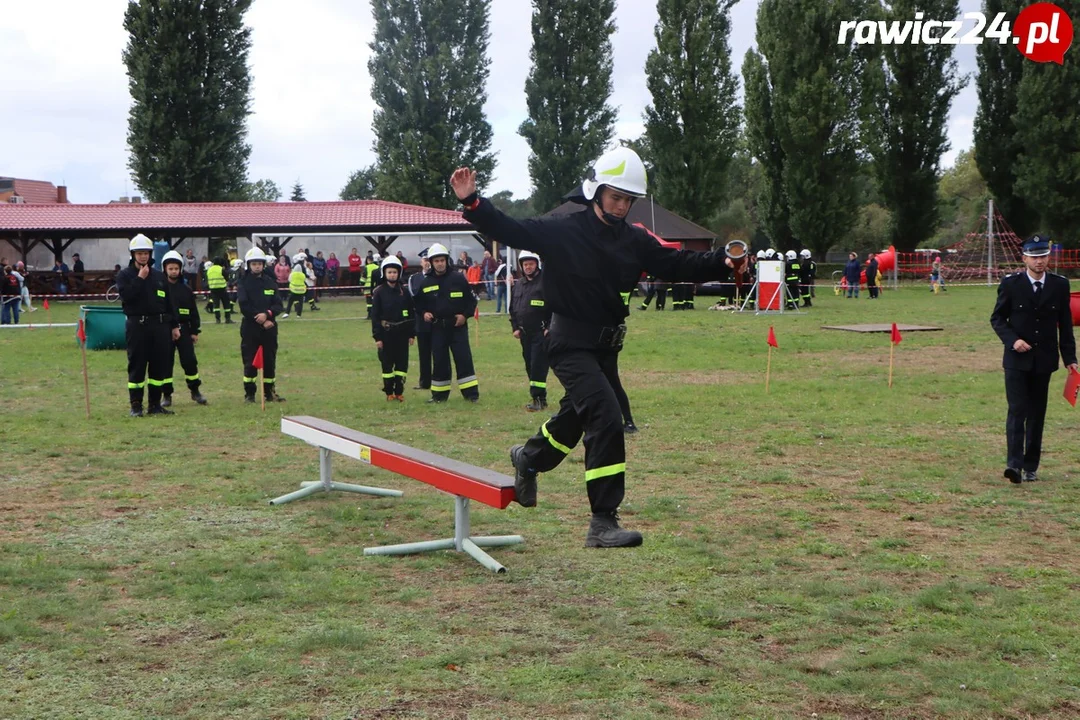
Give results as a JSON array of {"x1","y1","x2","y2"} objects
[
  {"x1": 363, "y1": 494, "x2": 524, "y2": 573},
  {"x1": 269, "y1": 446, "x2": 403, "y2": 505}
]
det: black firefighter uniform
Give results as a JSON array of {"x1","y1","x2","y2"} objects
[{"x1": 415, "y1": 267, "x2": 479, "y2": 401}]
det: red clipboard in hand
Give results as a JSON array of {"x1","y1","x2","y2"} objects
[{"x1": 1064, "y1": 369, "x2": 1080, "y2": 407}]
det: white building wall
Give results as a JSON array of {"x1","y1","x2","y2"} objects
[{"x1": 19, "y1": 237, "x2": 211, "y2": 271}]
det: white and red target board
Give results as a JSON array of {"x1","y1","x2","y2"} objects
[{"x1": 757, "y1": 260, "x2": 784, "y2": 311}]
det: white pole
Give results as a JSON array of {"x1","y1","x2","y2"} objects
[
  {"x1": 987, "y1": 198, "x2": 994, "y2": 286},
  {"x1": 650, "y1": 195, "x2": 656, "y2": 231}
]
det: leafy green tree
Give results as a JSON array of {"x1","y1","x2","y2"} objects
[
  {"x1": 369, "y1": 0, "x2": 495, "y2": 208},
  {"x1": 244, "y1": 179, "x2": 281, "y2": 202},
  {"x1": 518, "y1": 0, "x2": 617, "y2": 213},
  {"x1": 644, "y1": 0, "x2": 740, "y2": 225},
  {"x1": 489, "y1": 190, "x2": 538, "y2": 219},
  {"x1": 123, "y1": 0, "x2": 254, "y2": 202},
  {"x1": 340, "y1": 166, "x2": 378, "y2": 201}
]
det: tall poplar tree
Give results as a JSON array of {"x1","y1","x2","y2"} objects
[
  {"x1": 863, "y1": 0, "x2": 965, "y2": 251},
  {"x1": 123, "y1": 0, "x2": 253, "y2": 202},
  {"x1": 518, "y1": 0, "x2": 617, "y2": 212},
  {"x1": 644, "y1": 0, "x2": 740, "y2": 226},
  {"x1": 368, "y1": 0, "x2": 495, "y2": 209},
  {"x1": 973, "y1": 0, "x2": 1039, "y2": 237}
]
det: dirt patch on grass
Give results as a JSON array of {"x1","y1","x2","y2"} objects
[{"x1": 625, "y1": 369, "x2": 759, "y2": 387}]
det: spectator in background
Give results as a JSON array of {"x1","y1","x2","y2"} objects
[
  {"x1": 866, "y1": 253, "x2": 880, "y2": 299},
  {"x1": 366, "y1": 250, "x2": 375, "y2": 265},
  {"x1": 456, "y1": 250, "x2": 472, "y2": 271},
  {"x1": 348, "y1": 248, "x2": 363, "y2": 294},
  {"x1": 183, "y1": 249, "x2": 199, "y2": 288},
  {"x1": 327, "y1": 252, "x2": 340, "y2": 286},
  {"x1": 481, "y1": 250, "x2": 497, "y2": 300},
  {"x1": 15, "y1": 261, "x2": 35, "y2": 312},
  {"x1": 930, "y1": 254, "x2": 947, "y2": 293},
  {"x1": 466, "y1": 261, "x2": 483, "y2": 298},
  {"x1": 494, "y1": 257, "x2": 509, "y2": 313},
  {"x1": 274, "y1": 255, "x2": 291, "y2": 303},
  {"x1": 53, "y1": 257, "x2": 70, "y2": 294},
  {"x1": 113, "y1": 264, "x2": 122, "y2": 273},
  {"x1": 843, "y1": 252, "x2": 861, "y2": 299},
  {"x1": 396, "y1": 250, "x2": 408, "y2": 270},
  {"x1": 2, "y1": 265, "x2": 21, "y2": 324},
  {"x1": 72, "y1": 253, "x2": 85, "y2": 274},
  {"x1": 312, "y1": 251, "x2": 327, "y2": 301}
]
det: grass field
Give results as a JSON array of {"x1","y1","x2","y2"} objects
[{"x1": 2, "y1": 284, "x2": 1079, "y2": 719}]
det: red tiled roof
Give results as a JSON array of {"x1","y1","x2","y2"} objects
[
  {"x1": 0, "y1": 200, "x2": 472, "y2": 234},
  {"x1": 1, "y1": 178, "x2": 63, "y2": 204}
]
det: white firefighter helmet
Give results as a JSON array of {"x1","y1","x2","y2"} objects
[
  {"x1": 244, "y1": 247, "x2": 266, "y2": 265},
  {"x1": 161, "y1": 250, "x2": 184, "y2": 267},
  {"x1": 800, "y1": 249, "x2": 812, "y2": 259},
  {"x1": 756, "y1": 249, "x2": 766, "y2": 260},
  {"x1": 518, "y1": 250, "x2": 541, "y2": 269},
  {"x1": 764, "y1": 249, "x2": 776, "y2": 259},
  {"x1": 292, "y1": 253, "x2": 307, "y2": 266},
  {"x1": 372, "y1": 254, "x2": 381, "y2": 263},
  {"x1": 203, "y1": 261, "x2": 213, "y2": 271},
  {"x1": 381, "y1": 255, "x2": 402, "y2": 273},
  {"x1": 426, "y1": 242, "x2": 450, "y2": 260},
  {"x1": 785, "y1": 250, "x2": 797, "y2": 261},
  {"x1": 581, "y1": 146, "x2": 648, "y2": 201},
  {"x1": 129, "y1": 233, "x2": 154, "y2": 252}
]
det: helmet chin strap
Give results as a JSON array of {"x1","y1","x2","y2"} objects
[{"x1": 594, "y1": 196, "x2": 635, "y2": 226}]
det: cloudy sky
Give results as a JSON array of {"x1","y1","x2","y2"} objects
[{"x1": 1, "y1": 0, "x2": 979, "y2": 205}]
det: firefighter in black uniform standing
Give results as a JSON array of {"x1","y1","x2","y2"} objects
[
  {"x1": 509, "y1": 250, "x2": 552, "y2": 411},
  {"x1": 415, "y1": 243, "x2": 479, "y2": 402},
  {"x1": 160, "y1": 251, "x2": 208, "y2": 407},
  {"x1": 784, "y1": 250, "x2": 801, "y2": 309},
  {"x1": 451, "y1": 147, "x2": 730, "y2": 548},
  {"x1": 371, "y1": 254, "x2": 415, "y2": 401},
  {"x1": 799, "y1": 249, "x2": 815, "y2": 307},
  {"x1": 116, "y1": 234, "x2": 181, "y2": 417},
  {"x1": 408, "y1": 256, "x2": 433, "y2": 390},
  {"x1": 237, "y1": 247, "x2": 285, "y2": 404}
]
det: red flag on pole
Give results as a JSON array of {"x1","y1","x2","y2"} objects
[
  {"x1": 1064, "y1": 369, "x2": 1080, "y2": 407},
  {"x1": 77, "y1": 318, "x2": 87, "y2": 344},
  {"x1": 474, "y1": 305, "x2": 479, "y2": 320},
  {"x1": 43, "y1": 298, "x2": 50, "y2": 310},
  {"x1": 891, "y1": 323, "x2": 903, "y2": 345},
  {"x1": 252, "y1": 345, "x2": 264, "y2": 370},
  {"x1": 767, "y1": 326, "x2": 778, "y2": 348}
]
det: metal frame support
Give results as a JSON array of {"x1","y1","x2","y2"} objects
[
  {"x1": 269, "y1": 446, "x2": 403, "y2": 505},
  {"x1": 363, "y1": 495, "x2": 524, "y2": 573}
]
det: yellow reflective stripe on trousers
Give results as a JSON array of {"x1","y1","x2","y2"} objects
[
  {"x1": 620, "y1": 292, "x2": 630, "y2": 306},
  {"x1": 542, "y1": 421, "x2": 571, "y2": 455},
  {"x1": 147, "y1": 378, "x2": 170, "y2": 386},
  {"x1": 585, "y1": 463, "x2": 626, "y2": 482},
  {"x1": 394, "y1": 371, "x2": 408, "y2": 377},
  {"x1": 128, "y1": 381, "x2": 147, "y2": 389},
  {"x1": 458, "y1": 380, "x2": 479, "y2": 390},
  {"x1": 529, "y1": 381, "x2": 547, "y2": 388},
  {"x1": 431, "y1": 380, "x2": 452, "y2": 389},
  {"x1": 185, "y1": 374, "x2": 199, "y2": 381},
  {"x1": 263, "y1": 377, "x2": 275, "y2": 384},
  {"x1": 381, "y1": 373, "x2": 395, "y2": 379},
  {"x1": 243, "y1": 376, "x2": 257, "y2": 383}
]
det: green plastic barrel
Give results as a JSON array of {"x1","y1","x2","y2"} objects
[{"x1": 78, "y1": 305, "x2": 127, "y2": 350}]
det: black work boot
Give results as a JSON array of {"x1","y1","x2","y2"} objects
[
  {"x1": 245, "y1": 394, "x2": 257, "y2": 404},
  {"x1": 190, "y1": 390, "x2": 208, "y2": 405},
  {"x1": 265, "y1": 390, "x2": 285, "y2": 402},
  {"x1": 585, "y1": 511, "x2": 643, "y2": 548},
  {"x1": 524, "y1": 397, "x2": 547, "y2": 412},
  {"x1": 509, "y1": 445, "x2": 537, "y2": 507},
  {"x1": 161, "y1": 394, "x2": 172, "y2": 408},
  {"x1": 623, "y1": 421, "x2": 639, "y2": 434},
  {"x1": 129, "y1": 402, "x2": 144, "y2": 417},
  {"x1": 147, "y1": 405, "x2": 174, "y2": 415}
]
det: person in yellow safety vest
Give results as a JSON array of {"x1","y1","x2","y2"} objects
[
  {"x1": 205, "y1": 257, "x2": 234, "y2": 323},
  {"x1": 365, "y1": 256, "x2": 381, "y2": 318},
  {"x1": 282, "y1": 254, "x2": 308, "y2": 318},
  {"x1": 784, "y1": 250, "x2": 801, "y2": 310}
]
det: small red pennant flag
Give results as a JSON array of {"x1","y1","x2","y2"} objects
[
  {"x1": 77, "y1": 318, "x2": 87, "y2": 343},
  {"x1": 767, "y1": 326, "x2": 778, "y2": 348},
  {"x1": 891, "y1": 323, "x2": 903, "y2": 345},
  {"x1": 43, "y1": 298, "x2": 50, "y2": 310},
  {"x1": 252, "y1": 345, "x2": 264, "y2": 370},
  {"x1": 474, "y1": 305, "x2": 479, "y2": 320}
]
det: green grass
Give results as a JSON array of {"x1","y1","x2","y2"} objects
[{"x1": 3, "y1": 286, "x2": 1080, "y2": 719}]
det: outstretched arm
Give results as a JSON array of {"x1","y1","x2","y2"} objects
[{"x1": 450, "y1": 167, "x2": 559, "y2": 256}]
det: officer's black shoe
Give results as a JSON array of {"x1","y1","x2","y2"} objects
[
  {"x1": 266, "y1": 392, "x2": 285, "y2": 402},
  {"x1": 215, "y1": 318, "x2": 222, "y2": 324},
  {"x1": 585, "y1": 511, "x2": 643, "y2": 548},
  {"x1": 147, "y1": 405, "x2": 174, "y2": 415},
  {"x1": 225, "y1": 318, "x2": 235, "y2": 324},
  {"x1": 623, "y1": 421, "x2": 639, "y2": 434},
  {"x1": 244, "y1": 395, "x2": 257, "y2": 404},
  {"x1": 1023, "y1": 470, "x2": 1038, "y2": 482},
  {"x1": 161, "y1": 394, "x2": 172, "y2": 408},
  {"x1": 1004, "y1": 467, "x2": 1022, "y2": 484},
  {"x1": 466, "y1": 396, "x2": 479, "y2": 403},
  {"x1": 524, "y1": 398, "x2": 545, "y2": 412},
  {"x1": 509, "y1": 445, "x2": 537, "y2": 507},
  {"x1": 129, "y1": 403, "x2": 144, "y2": 417},
  {"x1": 191, "y1": 391, "x2": 208, "y2": 405}
]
